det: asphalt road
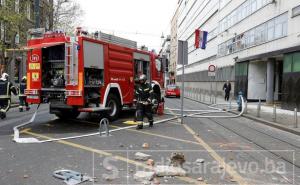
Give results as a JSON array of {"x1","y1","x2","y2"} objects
[{"x1": 0, "y1": 98, "x2": 299, "y2": 185}]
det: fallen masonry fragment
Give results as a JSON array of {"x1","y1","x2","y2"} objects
[
  {"x1": 135, "y1": 152, "x2": 152, "y2": 161},
  {"x1": 154, "y1": 165, "x2": 187, "y2": 177},
  {"x1": 134, "y1": 171, "x2": 155, "y2": 182}
]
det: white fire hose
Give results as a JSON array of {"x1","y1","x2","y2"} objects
[{"x1": 13, "y1": 97, "x2": 244, "y2": 144}]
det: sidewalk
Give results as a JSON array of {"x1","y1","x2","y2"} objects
[{"x1": 184, "y1": 92, "x2": 300, "y2": 136}]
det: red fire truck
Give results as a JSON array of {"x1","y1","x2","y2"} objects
[{"x1": 24, "y1": 28, "x2": 164, "y2": 120}]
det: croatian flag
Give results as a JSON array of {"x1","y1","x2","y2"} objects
[{"x1": 195, "y1": 29, "x2": 208, "y2": 49}]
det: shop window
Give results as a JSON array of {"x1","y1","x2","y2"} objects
[
  {"x1": 293, "y1": 53, "x2": 300, "y2": 72},
  {"x1": 283, "y1": 55, "x2": 292, "y2": 73}
]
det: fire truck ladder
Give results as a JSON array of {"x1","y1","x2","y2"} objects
[{"x1": 64, "y1": 43, "x2": 78, "y2": 86}]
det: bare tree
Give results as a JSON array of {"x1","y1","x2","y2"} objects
[{"x1": 53, "y1": 0, "x2": 84, "y2": 34}]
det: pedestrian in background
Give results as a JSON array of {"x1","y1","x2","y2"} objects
[{"x1": 223, "y1": 80, "x2": 231, "y2": 101}]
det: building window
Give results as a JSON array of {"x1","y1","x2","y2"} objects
[
  {"x1": 293, "y1": 53, "x2": 300, "y2": 72},
  {"x1": 219, "y1": 0, "x2": 231, "y2": 9},
  {"x1": 218, "y1": 13, "x2": 288, "y2": 57},
  {"x1": 219, "y1": 0, "x2": 273, "y2": 33},
  {"x1": 235, "y1": 62, "x2": 248, "y2": 76},
  {"x1": 283, "y1": 55, "x2": 292, "y2": 73},
  {"x1": 292, "y1": 5, "x2": 300, "y2": 17},
  {"x1": 208, "y1": 27, "x2": 217, "y2": 41},
  {"x1": 284, "y1": 53, "x2": 300, "y2": 73}
]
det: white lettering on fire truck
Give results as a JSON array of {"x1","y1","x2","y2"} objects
[
  {"x1": 110, "y1": 77, "x2": 126, "y2": 82},
  {"x1": 30, "y1": 54, "x2": 40, "y2": 62}
]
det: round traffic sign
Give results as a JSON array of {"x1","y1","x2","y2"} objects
[{"x1": 208, "y1": 65, "x2": 216, "y2": 72}]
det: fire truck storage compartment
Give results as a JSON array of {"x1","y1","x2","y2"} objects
[
  {"x1": 133, "y1": 52, "x2": 150, "y2": 80},
  {"x1": 41, "y1": 44, "x2": 65, "y2": 88},
  {"x1": 83, "y1": 40, "x2": 104, "y2": 104}
]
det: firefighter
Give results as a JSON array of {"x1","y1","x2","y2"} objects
[
  {"x1": 18, "y1": 76, "x2": 30, "y2": 112},
  {"x1": 0, "y1": 73, "x2": 17, "y2": 119},
  {"x1": 134, "y1": 74, "x2": 154, "y2": 129}
]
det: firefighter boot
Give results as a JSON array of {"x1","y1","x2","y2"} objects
[
  {"x1": 136, "y1": 122, "x2": 143, "y2": 130},
  {"x1": 26, "y1": 106, "x2": 30, "y2": 111},
  {"x1": 0, "y1": 111, "x2": 6, "y2": 119},
  {"x1": 19, "y1": 106, "x2": 23, "y2": 112},
  {"x1": 135, "y1": 109, "x2": 143, "y2": 129},
  {"x1": 149, "y1": 121, "x2": 153, "y2": 128}
]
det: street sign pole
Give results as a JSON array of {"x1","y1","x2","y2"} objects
[
  {"x1": 178, "y1": 40, "x2": 188, "y2": 124},
  {"x1": 181, "y1": 62, "x2": 185, "y2": 124},
  {"x1": 208, "y1": 65, "x2": 216, "y2": 104}
]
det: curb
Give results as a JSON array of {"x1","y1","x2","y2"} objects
[{"x1": 184, "y1": 97, "x2": 300, "y2": 136}]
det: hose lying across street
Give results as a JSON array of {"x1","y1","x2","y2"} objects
[{"x1": 13, "y1": 97, "x2": 244, "y2": 144}]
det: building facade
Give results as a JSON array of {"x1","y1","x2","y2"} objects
[
  {"x1": 169, "y1": 7, "x2": 179, "y2": 84},
  {"x1": 174, "y1": 0, "x2": 300, "y2": 110},
  {"x1": 0, "y1": 0, "x2": 53, "y2": 82}
]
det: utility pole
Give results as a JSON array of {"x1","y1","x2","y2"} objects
[{"x1": 34, "y1": 0, "x2": 40, "y2": 28}]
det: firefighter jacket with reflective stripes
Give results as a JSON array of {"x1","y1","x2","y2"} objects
[
  {"x1": 0, "y1": 80, "x2": 16, "y2": 99},
  {"x1": 19, "y1": 82, "x2": 26, "y2": 97},
  {"x1": 135, "y1": 82, "x2": 153, "y2": 102}
]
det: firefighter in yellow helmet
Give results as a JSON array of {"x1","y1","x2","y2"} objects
[
  {"x1": 18, "y1": 76, "x2": 30, "y2": 112},
  {"x1": 0, "y1": 73, "x2": 17, "y2": 119}
]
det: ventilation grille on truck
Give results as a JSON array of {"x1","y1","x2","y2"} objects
[{"x1": 98, "y1": 32, "x2": 137, "y2": 49}]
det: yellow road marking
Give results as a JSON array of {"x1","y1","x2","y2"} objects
[
  {"x1": 123, "y1": 120, "x2": 137, "y2": 125},
  {"x1": 10, "y1": 128, "x2": 31, "y2": 137},
  {"x1": 183, "y1": 125, "x2": 249, "y2": 185},
  {"x1": 111, "y1": 125, "x2": 201, "y2": 146},
  {"x1": 71, "y1": 119, "x2": 201, "y2": 146},
  {"x1": 167, "y1": 108, "x2": 249, "y2": 185},
  {"x1": 23, "y1": 130, "x2": 205, "y2": 184}
]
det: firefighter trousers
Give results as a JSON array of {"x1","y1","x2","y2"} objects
[
  {"x1": 0, "y1": 98, "x2": 10, "y2": 112},
  {"x1": 135, "y1": 103, "x2": 153, "y2": 126},
  {"x1": 19, "y1": 96, "x2": 29, "y2": 108}
]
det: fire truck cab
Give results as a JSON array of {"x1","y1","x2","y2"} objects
[{"x1": 24, "y1": 28, "x2": 164, "y2": 120}]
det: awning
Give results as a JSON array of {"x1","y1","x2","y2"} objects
[{"x1": 22, "y1": 42, "x2": 65, "y2": 50}]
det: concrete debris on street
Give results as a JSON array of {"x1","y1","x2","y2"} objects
[
  {"x1": 1, "y1": 98, "x2": 300, "y2": 184},
  {"x1": 134, "y1": 152, "x2": 152, "y2": 161},
  {"x1": 154, "y1": 165, "x2": 187, "y2": 177}
]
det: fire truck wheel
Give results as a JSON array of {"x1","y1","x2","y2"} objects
[
  {"x1": 55, "y1": 109, "x2": 80, "y2": 120},
  {"x1": 106, "y1": 94, "x2": 120, "y2": 121}
]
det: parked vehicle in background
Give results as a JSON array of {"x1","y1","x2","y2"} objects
[{"x1": 165, "y1": 85, "x2": 180, "y2": 98}]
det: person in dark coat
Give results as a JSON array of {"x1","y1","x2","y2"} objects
[
  {"x1": 0, "y1": 73, "x2": 18, "y2": 119},
  {"x1": 18, "y1": 76, "x2": 30, "y2": 112},
  {"x1": 223, "y1": 80, "x2": 231, "y2": 101},
  {"x1": 134, "y1": 74, "x2": 154, "y2": 129}
]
